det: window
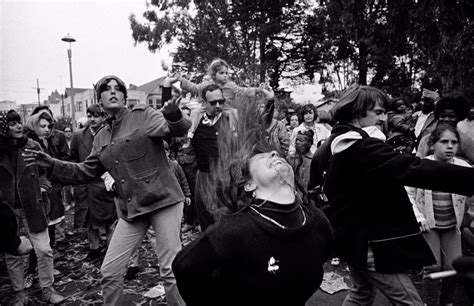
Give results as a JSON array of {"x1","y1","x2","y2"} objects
[
  {"x1": 77, "y1": 101, "x2": 83, "y2": 112},
  {"x1": 148, "y1": 99, "x2": 153, "y2": 107}
]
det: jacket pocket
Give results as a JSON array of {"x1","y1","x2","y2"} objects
[
  {"x1": 129, "y1": 167, "x2": 169, "y2": 206},
  {"x1": 116, "y1": 129, "x2": 147, "y2": 161}
]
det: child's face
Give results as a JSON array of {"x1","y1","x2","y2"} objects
[
  {"x1": 214, "y1": 66, "x2": 229, "y2": 85},
  {"x1": 433, "y1": 130, "x2": 459, "y2": 162},
  {"x1": 295, "y1": 135, "x2": 311, "y2": 154}
]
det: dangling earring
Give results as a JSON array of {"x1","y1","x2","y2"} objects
[{"x1": 252, "y1": 190, "x2": 256, "y2": 199}]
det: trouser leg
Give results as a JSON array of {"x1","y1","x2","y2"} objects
[
  {"x1": 149, "y1": 203, "x2": 185, "y2": 306},
  {"x1": 100, "y1": 217, "x2": 148, "y2": 306}
]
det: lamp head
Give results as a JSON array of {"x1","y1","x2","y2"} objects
[{"x1": 61, "y1": 33, "x2": 76, "y2": 43}]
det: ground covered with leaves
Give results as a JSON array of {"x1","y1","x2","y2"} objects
[
  {"x1": 0, "y1": 207, "x2": 199, "y2": 305},
  {"x1": 0, "y1": 207, "x2": 470, "y2": 305}
]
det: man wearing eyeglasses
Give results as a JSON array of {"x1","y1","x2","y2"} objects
[{"x1": 189, "y1": 84, "x2": 238, "y2": 230}]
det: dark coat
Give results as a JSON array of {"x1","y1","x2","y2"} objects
[
  {"x1": 70, "y1": 126, "x2": 117, "y2": 226},
  {"x1": 0, "y1": 191, "x2": 21, "y2": 253},
  {"x1": 0, "y1": 136, "x2": 50, "y2": 233},
  {"x1": 49, "y1": 128, "x2": 71, "y2": 161},
  {"x1": 24, "y1": 130, "x2": 65, "y2": 221},
  {"x1": 310, "y1": 124, "x2": 474, "y2": 273}
]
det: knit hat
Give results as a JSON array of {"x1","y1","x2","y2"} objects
[
  {"x1": 0, "y1": 110, "x2": 21, "y2": 136},
  {"x1": 95, "y1": 75, "x2": 128, "y2": 102}
]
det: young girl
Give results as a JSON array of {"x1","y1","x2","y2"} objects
[
  {"x1": 407, "y1": 123, "x2": 471, "y2": 306},
  {"x1": 170, "y1": 58, "x2": 274, "y2": 107}
]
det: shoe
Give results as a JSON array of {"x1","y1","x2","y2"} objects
[
  {"x1": 53, "y1": 268, "x2": 61, "y2": 276},
  {"x1": 182, "y1": 224, "x2": 194, "y2": 233},
  {"x1": 125, "y1": 266, "x2": 140, "y2": 280},
  {"x1": 55, "y1": 241, "x2": 68, "y2": 252},
  {"x1": 42, "y1": 286, "x2": 66, "y2": 304},
  {"x1": 86, "y1": 248, "x2": 103, "y2": 261},
  {"x1": 24, "y1": 273, "x2": 35, "y2": 289},
  {"x1": 12, "y1": 290, "x2": 29, "y2": 306}
]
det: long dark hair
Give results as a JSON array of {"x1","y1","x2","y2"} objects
[{"x1": 209, "y1": 98, "x2": 274, "y2": 213}]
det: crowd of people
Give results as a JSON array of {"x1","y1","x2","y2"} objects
[{"x1": 1, "y1": 57, "x2": 474, "y2": 306}]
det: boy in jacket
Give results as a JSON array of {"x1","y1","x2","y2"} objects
[{"x1": 309, "y1": 85, "x2": 474, "y2": 305}]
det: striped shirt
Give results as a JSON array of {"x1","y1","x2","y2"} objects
[{"x1": 432, "y1": 190, "x2": 456, "y2": 229}]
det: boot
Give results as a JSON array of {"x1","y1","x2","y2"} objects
[{"x1": 42, "y1": 286, "x2": 66, "y2": 304}]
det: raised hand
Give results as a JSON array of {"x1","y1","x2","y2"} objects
[
  {"x1": 260, "y1": 83, "x2": 274, "y2": 99},
  {"x1": 161, "y1": 94, "x2": 181, "y2": 119},
  {"x1": 164, "y1": 73, "x2": 181, "y2": 86},
  {"x1": 422, "y1": 88, "x2": 440, "y2": 101}
]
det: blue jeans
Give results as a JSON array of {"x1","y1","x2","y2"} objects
[
  {"x1": 100, "y1": 203, "x2": 184, "y2": 305},
  {"x1": 343, "y1": 265, "x2": 423, "y2": 305},
  {"x1": 5, "y1": 209, "x2": 54, "y2": 291}
]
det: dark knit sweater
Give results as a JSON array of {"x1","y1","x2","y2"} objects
[
  {"x1": 192, "y1": 115, "x2": 230, "y2": 172},
  {"x1": 172, "y1": 201, "x2": 333, "y2": 306}
]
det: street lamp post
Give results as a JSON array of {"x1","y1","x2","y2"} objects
[{"x1": 61, "y1": 33, "x2": 76, "y2": 128}]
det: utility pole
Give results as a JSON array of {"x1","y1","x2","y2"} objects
[
  {"x1": 61, "y1": 94, "x2": 65, "y2": 117},
  {"x1": 33, "y1": 78, "x2": 44, "y2": 106}
]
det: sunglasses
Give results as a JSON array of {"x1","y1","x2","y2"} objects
[{"x1": 208, "y1": 99, "x2": 225, "y2": 106}]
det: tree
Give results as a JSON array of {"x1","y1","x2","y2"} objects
[
  {"x1": 410, "y1": 0, "x2": 474, "y2": 93},
  {"x1": 130, "y1": 0, "x2": 311, "y2": 88}
]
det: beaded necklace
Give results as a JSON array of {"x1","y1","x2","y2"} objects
[{"x1": 249, "y1": 204, "x2": 306, "y2": 229}]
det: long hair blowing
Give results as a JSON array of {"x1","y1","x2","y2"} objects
[{"x1": 208, "y1": 99, "x2": 274, "y2": 214}]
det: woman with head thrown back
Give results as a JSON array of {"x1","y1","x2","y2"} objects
[{"x1": 171, "y1": 100, "x2": 333, "y2": 306}]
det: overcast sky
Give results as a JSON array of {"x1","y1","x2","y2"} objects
[{"x1": 1, "y1": 0, "x2": 175, "y2": 104}]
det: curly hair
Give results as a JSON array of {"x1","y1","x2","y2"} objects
[{"x1": 434, "y1": 95, "x2": 469, "y2": 121}]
